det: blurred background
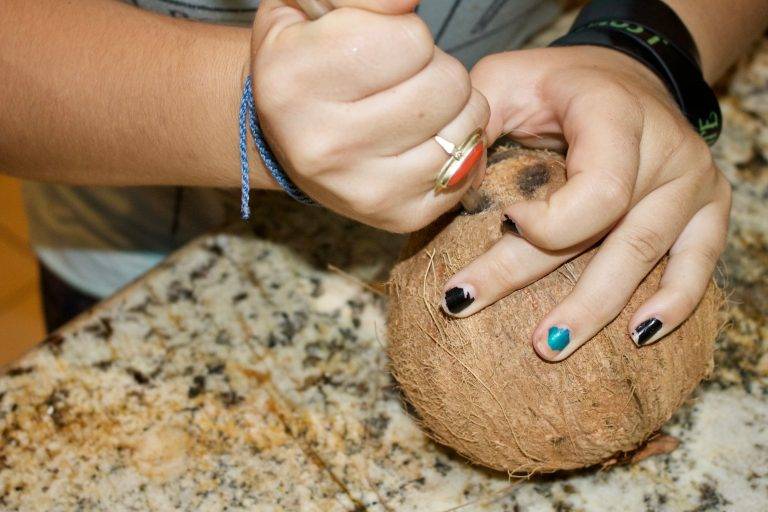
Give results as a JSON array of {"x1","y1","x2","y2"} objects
[{"x1": 0, "y1": 176, "x2": 45, "y2": 364}]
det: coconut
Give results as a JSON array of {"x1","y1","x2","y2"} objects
[{"x1": 387, "y1": 147, "x2": 723, "y2": 474}]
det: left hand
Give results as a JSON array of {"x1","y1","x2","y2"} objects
[
  {"x1": 441, "y1": 46, "x2": 731, "y2": 362},
  {"x1": 251, "y1": 0, "x2": 488, "y2": 233}
]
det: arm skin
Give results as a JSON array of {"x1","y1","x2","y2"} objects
[
  {"x1": 0, "y1": 0, "x2": 276, "y2": 189},
  {"x1": 664, "y1": 0, "x2": 768, "y2": 83},
  {"x1": 0, "y1": 0, "x2": 483, "y2": 235},
  {"x1": 1, "y1": 1, "x2": 764, "y2": 189}
]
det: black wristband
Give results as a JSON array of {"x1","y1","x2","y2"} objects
[
  {"x1": 571, "y1": 0, "x2": 700, "y2": 67},
  {"x1": 549, "y1": 3, "x2": 722, "y2": 145}
]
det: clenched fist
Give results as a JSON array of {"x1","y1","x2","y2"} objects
[{"x1": 250, "y1": 0, "x2": 489, "y2": 232}]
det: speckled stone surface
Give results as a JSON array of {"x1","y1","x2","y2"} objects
[{"x1": 2, "y1": 40, "x2": 768, "y2": 512}]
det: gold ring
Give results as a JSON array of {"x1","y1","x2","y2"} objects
[{"x1": 434, "y1": 128, "x2": 485, "y2": 191}]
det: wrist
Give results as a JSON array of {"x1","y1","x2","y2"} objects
[
  {"x1": 190, "y1": 26, "x2": 278, "y2": 191},
  {"x1": 549, "y1": 8, "x2": 723, "y2": 145}
]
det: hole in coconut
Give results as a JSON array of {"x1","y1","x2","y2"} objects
[{"x1": 460, "y1": 192, "x2": 493, "y2": 215}]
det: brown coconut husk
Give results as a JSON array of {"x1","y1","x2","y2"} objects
[{"x1": 387, "y1": 147, "x2": 724, "y2": 475}]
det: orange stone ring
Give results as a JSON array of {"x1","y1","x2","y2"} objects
[{"x1": 433, "y1": 128, "x2": 486, "y2": 191}]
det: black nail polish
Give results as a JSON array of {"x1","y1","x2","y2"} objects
[
  {"x1": 632, "y1": 318, "x2": 663, "y2": 346},
  {"x1": 502, "y1": 215, "x2": 520, "y2": 236},
  {"x1": 444, "y1": 287, "x2": 474, "y2": 314}
]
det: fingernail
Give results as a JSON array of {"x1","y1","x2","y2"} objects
[
  {"x1": 502, "y1": 214, "x2": 520, "y2": 236},
  {"x1": 444, "y1": 286, "x2": 475, "y2": 315},
  {"x1": 631, "y1": 318, "x2": 663, "y2": 346},
  {"x1": 547, "y1": 326, "x2": 570, "y2": 352}
]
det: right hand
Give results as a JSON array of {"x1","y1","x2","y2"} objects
[{"x1": 250, "y1": 0, "x2": 489, "y2": 232}]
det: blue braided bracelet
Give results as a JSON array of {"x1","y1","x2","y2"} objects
[{"x1": 238, "y1": 75, "x2": 316, "y2": 220}]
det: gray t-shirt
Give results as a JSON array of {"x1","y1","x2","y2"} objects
[{"x1": 24, "y1": 0, "x2": 559, "y2": 298}]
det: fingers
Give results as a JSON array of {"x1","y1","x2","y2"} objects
[
  {"x1": 350, "y1": 48, "x2": 472, "y2": 154},
  {"x1": 262, "y1": 8, "x2": 435, "y2": 102},
  {"x1": 406, "y1": 87, "x2": 490, "y2": 211},
  {"x1": 382, "y1": 86, "x2": 489, "y2": 187},
  {"x1": 294, "y1": 87, "x2": 488, "y2": 232},
  {"x1": 440, "y1": 227, "x2": 585, "y2": 317},
  {"x1": 338, "y1": 86, "x2": 488, "y2": 233},
  {"x1": 503, "y1": 84, "x2": 644, "y2": 251},
  {"x1": 530, "y1": 178, "x2": 699, "y2": 362},
  {"x1": 628, "y1": 177, "x2": 731, "y2": 346}
]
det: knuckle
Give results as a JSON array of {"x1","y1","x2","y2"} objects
[
  {"x1": 467, "y1": 88, "x2": 491, "y2": 128},
  {"x1": 672, "y1": 129, "x2": 713, "y2": 173},
  {"x1": 322, "y1": 7, "x2": 367, "y2": 32},
  {"x1": 486, "y1": 252, "x2": 523, "y2": 290},
  {"x1": 435, "y1": 55, "x2": 472, "y2": 104},
  {"x1": 290, "y1": 135, "x2": 342, "y2": 174},
  {"x1": 522, "y1": 218, "x2": 563, "y2": 250},
  {"x1": 615, "y1": 226, "x2": 667, "y2": 265},
  {"x1": 697, "y1": 244, "x2": 723, "y2": 268},
  {"x1": 399, "y1": 15, "x2": 435, "y2": 56},
  {"x1": 569, "y1": 295, "x2": 608, "y2": 327},
  {"x1": 670, "y1": 288, "x2": 702, "y2": 315},
  {"x1": 344, "y1": 12, "x2": 432, "y2": 65},
  {"x1": 679, "y1": 238, "x2": 724, "y2": 270},
  {"x1": 595, "y1": 172, "x2": 633, "y2": 212}
]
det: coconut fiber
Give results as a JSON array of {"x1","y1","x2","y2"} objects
[{"x1": 387, "y1": 147, "x2": 723, "y2": 474}]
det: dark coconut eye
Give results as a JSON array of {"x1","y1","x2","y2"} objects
[
  {"x1": 387, "y1": 148, "x2": 723, "y2": 474},
  {"x1": 460, "y1": 191, "x2": 492, "y2": 215}
]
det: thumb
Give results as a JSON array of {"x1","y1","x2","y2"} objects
[
  {"x1": 469, "y1": 56, "x2": 512, "y2": 144},
  {"x1": 470, "y1": 50, "x2": 565, "y2": 150}
]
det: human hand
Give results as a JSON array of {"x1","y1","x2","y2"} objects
[
  {"x1": 441, "y1": 46, "x2": 731, "y2": 361},
  {"x1": 250, "y1": 0, "x2": 489, "y2": 232}
]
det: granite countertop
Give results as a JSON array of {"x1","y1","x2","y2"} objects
[{"x1": 1, "y1": 37, "x2": 767, "y2": 512}]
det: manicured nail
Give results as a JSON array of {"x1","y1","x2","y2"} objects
[
  {"x1": 502, "y1": 214, "x2": 520, "y2": 236},
  {"x1": 631, "y1": 318, "x2": 663, "y2": 346},
  {"x1": 444, "y1": 286, "x2": 474, "y2": 314},
  {"x1": 547, "y1": 326, "x2": 570, "y2": 352}
]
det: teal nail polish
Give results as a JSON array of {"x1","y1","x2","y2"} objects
[{"x1": 547, "y1": 326, "x2": 570, "y2": 351}]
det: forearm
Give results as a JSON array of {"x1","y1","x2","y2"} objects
[
  {"x1": 0, "y1": 0, "x2": 275, "y2": 189},
  {"x1": 664, "y1": 0, "x2": 768, "y2": 83}
]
